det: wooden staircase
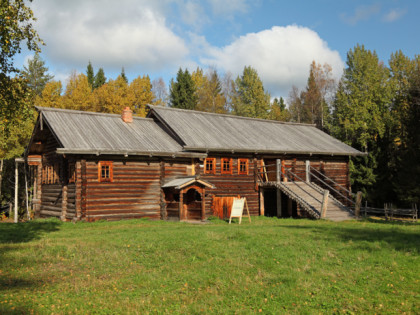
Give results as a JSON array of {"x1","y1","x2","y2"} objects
[{"x1": 261, "y1": 181, "x2": 354, "y2": 221}]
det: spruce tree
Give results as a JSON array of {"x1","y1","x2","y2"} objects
[
  {"x1": 94, "y1": 68, "x2": 106, "y2": 89},
  {"x1": 86, "y1": 61, "x2": 94, "y2": 89},
  {"x1": 169, "y1": 68, "x2": 197, "y2": 110},
  {"x1": 121, "y1": 67, "x2": 128, "y2": 83}
]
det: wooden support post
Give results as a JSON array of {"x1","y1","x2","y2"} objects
[
  {"x1": 259, "y1": 188, "x2": 265, "y2": 216},
  {"x1": 201, "y1": 188, "x2": 206, "y2": 221},
  {"x1": 281, "y1": 160, "x2": 287, "y2": 182},
  {"x1": 179, "y1": 189, "x2": 184, "y2": 221},
  {"x1": 364, "y1": 201, "x2": 367, "y2": 217},
  {"x1": 355, "y1": 191, "x2": 362, "y2": 218},
  {"x1": 159, "y1": 161, "x2": 166, "y2": 220},
  {"x1": 61, "y1": 184, "x2": 68, "y2": 221},
  {"x1": 384, "y1": 203, "x2": 388, "y2": 220},
  {"x1": 276, "y1": 189, "x2": 282, "y2": 218},
  {"x1": 276, "y1": 159, "x2": 281, "y2": 183},
  {"x1": 320, "y1": 190, "x2": 329, "y2": 218},
  {"x1": 14, "y1": 160, "x2": 18, "y2": 223},
  {"x1": 305, "y1": 160, "x2": 310, "y2": 183},
  {"x1": 75, "y1": 161, "x2": 82, "y2": 220},
  {"x1": 24, "y1": 166, "x2": 30, "y2": 220}
]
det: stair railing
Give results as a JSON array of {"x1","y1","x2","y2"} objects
[{"x1": 308, "y1": 166, "x2": 355, "y2": 206}]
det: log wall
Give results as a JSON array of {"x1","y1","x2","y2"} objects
[
  {"x1": 83, "y1": 160, "x2": 162, "y2": 221},
  {"x1": 197, "y1": 155, "x2": 260, "y2": 216}
]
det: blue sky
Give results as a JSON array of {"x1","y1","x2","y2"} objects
[{"x1": 16, "y1": 0, "x2": 419, "y2": 99}]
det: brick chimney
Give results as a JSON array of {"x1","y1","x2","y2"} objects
[{"x1": 121, "y1": 107, "x2": 133, "y2": 123}]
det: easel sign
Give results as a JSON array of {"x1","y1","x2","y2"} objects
[{"x1": 229, "y1": 197, "x2": 251, "y2": 224}]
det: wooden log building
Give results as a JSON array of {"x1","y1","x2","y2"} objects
[{"x1": 24, "y1": 106, "x2": 364, "y2": 222}]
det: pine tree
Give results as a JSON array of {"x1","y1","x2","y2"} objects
[
  {"x1": 169, "y1": 68, "x2": 197, "y2": 110},
  {"x1": 94, "y1": 68, "x2": 106, "y2": 89},
  {"x1": 86, "y1": 61, "x2": 94, "y2": 89},
  {"x1": 232, "y1": 66, "x2": 270, "y2": 118},
  {"x1": 22, "y1": 52, "x2": 54, "y2": 96}
]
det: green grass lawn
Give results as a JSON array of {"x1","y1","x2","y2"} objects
[{"x1": 0, "y1": 217, "x2": 419, "y2": 314}]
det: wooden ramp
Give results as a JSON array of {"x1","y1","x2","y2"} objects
[{"x1": 262, "y1": 181, "x2": 354, "y2": 221}]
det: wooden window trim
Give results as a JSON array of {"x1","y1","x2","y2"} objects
[
  {"x1": 98, "y1": 161, "x2": 113, "y2": 182},
  {"x1": 204, "y1": 158, "x2": 216, "y2": 174},
  {"x1": 221, "y1": 158, "x2": 232, "y2": 175},
  {"x1": 238, "y1": 158, "x2": 249, "y2": 175}
]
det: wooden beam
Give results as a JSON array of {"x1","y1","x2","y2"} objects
[
  {"x1": 305, "y1": 160, "x2": 310, "y2": 182},
  {"x1": 276, "y1": 159, "x2": 281, "y2": 183},
  {"x1": 259, "y1": 188, "x2": 265, "y2": 216},
  {"x1": 355, "y1": 191, "x2": 362, "y2": 218},
  {"x1": 276, "y1": 189, "x2": 282, "y2": 218},
  {"x1": 320, "y1": 190, "x2": 329, "y2": 218}
]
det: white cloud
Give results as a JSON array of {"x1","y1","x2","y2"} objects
[
  {"x1": 382, "y1": 8, "x2": 407, "y2": 22},
  {"x1": 341, "y1": 4, "x2": 381, "y2": 25},
  {"x1": 32, "y1": 0, "x2": 189, "y2": 73},
  {"x1": 201, "y1": 25, "x2": 344, "y2": 98}
]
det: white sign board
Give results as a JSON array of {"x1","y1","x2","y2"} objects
[{"x1": 229, "y1": 197, "x2": 251, "y2": 224}]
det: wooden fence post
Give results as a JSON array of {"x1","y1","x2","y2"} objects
[
  {"x1": 384, "y1": 203, "x2": 388, "y2": 220},
  {"x1": 355, "y1": 191, "x2": 362, "y2": 218},
  {"x1": 364, "y1": 201, "x2": 367, "y2": 217},
  {"x1": 320, "y1": 190, "x2": 329, "y2": 218}
]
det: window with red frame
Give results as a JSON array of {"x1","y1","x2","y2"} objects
[
  {"x1": 204, "y1": 158, "x2": 216, "y2": 174},
  {"x1": 238, "y1": 159, "x2": 249, "y2": 175},
  {"x1": 221, "y1": 158, "x2": 232, "y2": 174},
  {"x1": 98, "y1": 161, "x2": 113, "y2": 182}
]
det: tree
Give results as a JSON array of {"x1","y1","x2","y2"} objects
[
  {"x1": 191, "y1": 67, "x2": 226, "y2": 113},
  {"x1": 232, "y1": 66, "x2": 270, "y2": 118},
  {"x1": 169, "y1": 68, "x2": 197, "y2": 110},
  {"x1": 151, "y1": 77, "x2": 168, "y2": 106},
  {"x1": 331, "y1": 44, "x2": 392, "y2": 200},
  {"x1": 288, "y1": 86, "x2": 304, "y2": 123},
  {"x1": 270, "y1": 97, "x2": 290, "y2": 121},
  {"x1": 395, "y1": 59, "x2": 420, "y2": 205},
  {"x1": 86, "y1": 61, "x2": 94, "y2": 89},
  {"x1": 63, "y1": 73, "x2": 95, "y2": 111},
  {"x1": 0, "y1": 0, "x2": 44, "y2": 75},
  {"x1": 127, "y1": 75, "x2": 154, "y2": 117},
  {"x1": 35, "y1": 80, "x2": 63, "y2": 108},
  {"x1": 22, "y1": 52, "x2": 54, "y2": 96},
  {"x1": 94, "y1": 68, "x2": 106, "y2": 89},
  {"x1": 121, "y1": 67, "x2": 128, "y2": 83}
]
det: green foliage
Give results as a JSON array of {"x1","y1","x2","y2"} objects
[
  {"x1": 232, "y1": 66, "x2": 270, "y2": 118},
  {"x1": 93, "y1": 67, "x2": 106, "y2": 89},
  {"x1": 22, "y1": 52, "x2": 53, "y2": 96},
  {"x1": 86, "y1": 61, "x2": 94, "y2": 89},
  {"x1": 270, "y1": 97, "x2": 290, "y2": 121},
  {"x1": 192, "y1": 67, "x2": 226, "y2": 113},
  {"x1": 0, "y1": 218, "x2": 418, "y2": 313},
  {"x1": 0, "y1": 0, "x2": 44, "y2": 74},
  {"x1": 0, "y1": 76, "x2": 36, "y2": 159},
  {"x1": 331, "y1": 45, "x2": 393, "y2": 203},
  {"x1": 169, "y1": 68, "x2": 197, "y2": 110}
]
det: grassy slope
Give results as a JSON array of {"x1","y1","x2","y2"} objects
[{"x1": 0, "y1": 217, "x2": 419, "y2": 314}]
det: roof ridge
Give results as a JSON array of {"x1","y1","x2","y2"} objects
[
  {"x1": 148, "y1": 104, "x2": 316, "y2": 127},
  {"x1": 35, "y1": 106, "x2": 153, "y2": 121}
]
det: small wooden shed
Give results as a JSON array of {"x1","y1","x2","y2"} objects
[{"x1": 162, "y1": 176, "x2": 215, "y2": 221}]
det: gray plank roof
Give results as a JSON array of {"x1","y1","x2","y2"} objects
[
  {"x1": 37, "y1": 107, "x2": 204, "y2": 157},
  {"x1": 150, "y1": 106, "x2": 363, "y2": 156},
  {"x1": 162, "y1": 176, "x2": 215, "y2": 189}
]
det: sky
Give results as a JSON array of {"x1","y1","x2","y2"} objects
[{"x1": 15, "y1": 0, "x2": 420, "y2": 99}]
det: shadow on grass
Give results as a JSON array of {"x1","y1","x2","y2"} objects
[
  {"x1": 0, "y1": 276, "x2": 43, "y2": 291},
  {"x1": 0, "y1": 219, "x2": 61, "y2": 244},
  {"x1": 283, "y1": 224, "x2": 419, "y2": 253}
]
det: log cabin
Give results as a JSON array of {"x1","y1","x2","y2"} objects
[{"x1": 25, "y1": 106, "x2": 364, "y2": 222}]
